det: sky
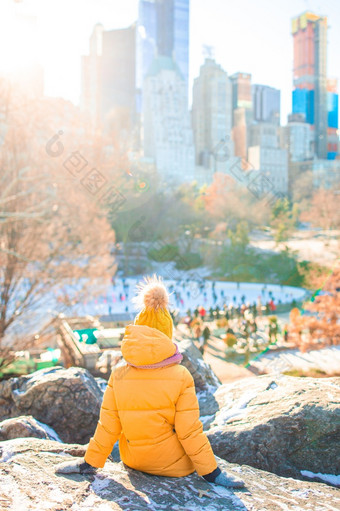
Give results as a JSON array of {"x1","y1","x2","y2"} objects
[{"x1": 0, "y1": 0, "x2": 339, "y2": 125}]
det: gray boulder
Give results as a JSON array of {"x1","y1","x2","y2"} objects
[
  {"x1": 0, "y1": 366, "x2": 102, "y2": 444},
  {"x1": 178, "y1": 339, "x2": 221, "y2": 391},
  {"x1": 179, "y1": 339, "x2": 220, "y2": 417},
  {"x1": 0, "y1": 415, "x2": 60, "y2": 442},
  {"x1": 1, "y1": 437, "x2": 339, "y2": 510},
  {"x1": 207, "y1": 374, "x2": 340, "y2": 480}
]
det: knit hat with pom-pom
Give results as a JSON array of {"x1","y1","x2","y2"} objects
[{"x1": 133, "y1": 275, "x2": 173, "y2": 339}]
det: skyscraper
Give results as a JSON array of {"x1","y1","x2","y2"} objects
[
  {"x1": 230, "y1": 72, "x2": 252, "y2": 160},
  {"x1": 291, "y1": 12, "x2": 338, "y2": 160},
  {"x1": 143, "y1": 56, "x2": 195, "y2": 184},
  {"x1": 136, "y1": 0, "x2": 190, "y2": 108},
  {"x1": 192, "y1": 58, "x2": 233, "y2": 168},
  {"x1": 81, "y1": 24, "x2": 136, "y2": 128},
  {"x1": 327, "y1": 78, "x2": 339, "y2": 160},
  {"x1": 82, "y1": 24, "x2": 103, "y2": 127},
  {"x1": 252, "y1": 85, "x2": 280, "y2": 125},
  {"x1": 281, "y1": 114, "x2": 313, "y2": 163},
  {"x1": 248, "y1": 126, "x2": 288, "y2": 195}
]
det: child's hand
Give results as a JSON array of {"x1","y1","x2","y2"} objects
[
  {"x1": 212, "y1": 470, "x2": 245, "y2": 488},
  {"x1": 203, "y1": 467, "x2": 245, "y2": 488},
  {"x1": 55, "y1": 458, "x2": 97, "y2": 475}
]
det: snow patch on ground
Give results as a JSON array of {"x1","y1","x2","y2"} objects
[
  {"x1": 301, "y1": 470, "x2": 340, "y2": 487},
  {"x1": 1, "y1": 474, "x2": 32, "y2": 509},
  {"x1": 35, "y1": 419, "x2": 62, "y2": 442},
  {"x1": 71, "y1": 493, "x2": 113, "y2": 511},
  {"x1": 253, "y1": 345, "x2": 340, "y2": 375},
  {"x1": 209, "y1": 484, "x2": 248, "y2": 510},
  {"x1": 44, "y1": 484, "x2": 68, "y2": 504},
  {"x1": 90, "y1": 475, "x2": 112, "y2": 494}
]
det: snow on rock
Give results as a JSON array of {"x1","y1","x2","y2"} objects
[
  {"x1": 301, "y1": 470, "x2": 340, "y2": 487},
  {"x1": 34, "y1": 419, "x2": 62, "y2": 442},
  {"x1": 212, "y1": 389, "x2": 258, "y2": 427},
  {"x1": 178, "y1": 339, "x2": 220, "y2": 418},
  {"x1": 0, "y1": 437, "x2": 339, "y2": 511},
  {"x1": 207, "y1": 374, "x2": 340, "y2": 482},
  {"x1": 0, "y1": 366, "x2": 103, "y2": 444},
  {"x1": 0, "y1": 415, "x2": 61, "y2": 442},
  {"x1": 0, "y1": 445, "x2": 14, "y2": 463}
]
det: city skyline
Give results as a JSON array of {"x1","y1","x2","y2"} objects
[{"x1": 0, "y1": 0, "x2": 339, "y2": 126}]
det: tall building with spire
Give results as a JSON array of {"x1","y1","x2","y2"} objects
[
  {"x1": 291, "y1": 12, "x2": 338, "y2": 160},
  {"x1": 137, "y1": 0, "x2": 193, "y2": 183},
  {"x1": 136, "y1": 0, "x2": 190, "y2": 110}
]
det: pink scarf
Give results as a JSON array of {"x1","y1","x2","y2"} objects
[{"x1": 127, "y1": 343, "x2": 183, "y2": 369}]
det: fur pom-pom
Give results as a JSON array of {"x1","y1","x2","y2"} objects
[{"x1": 133, "y1": 274, "x2": 169, "y2": 311}]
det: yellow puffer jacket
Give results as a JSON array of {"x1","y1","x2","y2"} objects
[{"x1": 85, "y1": 324, "x2": 217, "y2": 477}]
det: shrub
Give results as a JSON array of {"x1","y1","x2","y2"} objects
[
  {"x1": 175, "y1": 252, "x2": 202, "y2": 270},
  {"x1": 224, "y1": 333, "x2": 237, "y2": 348},
  {"x1": 148, "y1": 244, "x2": 179, "y2": 262}
]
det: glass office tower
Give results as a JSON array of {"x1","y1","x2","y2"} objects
[{"x1": 136, "y1": 0, "x2": 190, "y2": 109}]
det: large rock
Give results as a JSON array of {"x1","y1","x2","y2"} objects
[
  {"x1": 179, "y1": 339, "x2": 220, "y2": 418},
  {"x1": 0, "y1": 366, "x2": 102, "y2": 444},
  {"x1": 178, "y1": 339, "x2": 221, "y2": 391},
  {"x1": 0, "y1": 415, "x2": 61, "y2": 442},
  {"x1": 1, "y1": 438, "x2": 339, "y2": 511},
  {"x1": 207, "y1": 374, "x2": 340, "y2": 480}
]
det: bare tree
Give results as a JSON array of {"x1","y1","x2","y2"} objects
[{"x1": 0, "y1": 80, "x2": 116, "y2": 357}]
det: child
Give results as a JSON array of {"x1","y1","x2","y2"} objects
[{"x1": 56, "y1": 276, "x2": 244, "y2": 488}]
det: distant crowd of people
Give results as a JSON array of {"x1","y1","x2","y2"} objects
[
  {"x1": 107, "y1": 277, "x2": 298, "y2": 321},
  {"x1": 182, "y1": 302, "x2": 290, "y2": 357}
]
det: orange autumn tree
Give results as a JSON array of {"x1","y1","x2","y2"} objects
[
  {"x1": 300, "y1": 188, "x2": 340, "y2": 231},
  {"x1": 203, "y1": 172, "x2": 269, "y2": 233},
  {"x1": 289, "y1": 265, "x2": 340, "y2": 351}
]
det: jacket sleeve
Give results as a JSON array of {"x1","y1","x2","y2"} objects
[
  {"x1": 84, "y1": 371, "x2": 122, "y2": 468},
  {"x1": 174, "y1": 368, "x2": 217, "y2": 476}
]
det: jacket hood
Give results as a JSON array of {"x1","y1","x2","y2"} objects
[{"x1": 121, "y1": 324, "x2": 176, "y2": 366}]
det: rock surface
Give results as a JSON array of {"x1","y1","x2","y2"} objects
[
  {"x1": 207, "y1": 374, "x2": 340, "y2": 481},
  {"x1": 1, "y1": 438, "x2": 339, "y2": 511},
  {"x1": 178, "y1": 339, "x2": 220, "y2": 417},
  {"x1": 0, "y1": 343, "x2": 220, "y2": 445},
  {"x1": 0, "y1": 367, "x2": 102, "y2": 444},
  {"x1": 0, "y1": 415, "x2": 60, "y2": 442},
  {"x1": 178, "y1": 339, "x2": 221, "y2": 391}
]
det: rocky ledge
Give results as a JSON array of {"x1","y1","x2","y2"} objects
[
  {"x1": 1, "y1": 438, "x2": 339, "y2": 511},
  {"x1": 207, "y1": 374, "x2": 340, "y2": 481}
]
